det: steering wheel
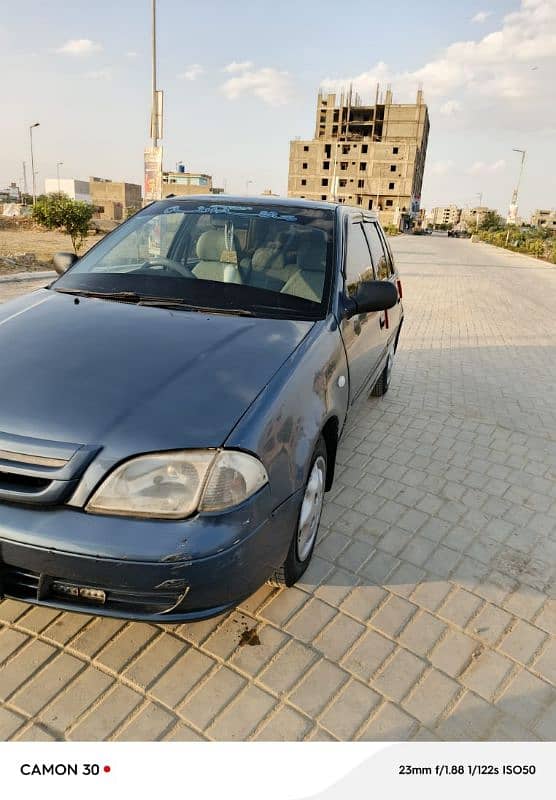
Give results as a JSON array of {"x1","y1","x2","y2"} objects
[{"x1": 142, "y1": 257, "x2": 194, "y2": 279}]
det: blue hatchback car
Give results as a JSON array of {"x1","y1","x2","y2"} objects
[{"x1": 0, "y1": 197, "x2": 402, "y2": 621}]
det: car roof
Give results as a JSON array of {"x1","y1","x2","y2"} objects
[{"x1": 155, "y1": 194, "x2": 379, "y2": 221}]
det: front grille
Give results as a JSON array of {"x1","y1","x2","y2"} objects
[
  {"x1": 0, "y1": 470, "x2": 51, "y2": 493},
  {"x1": 0, "y1": 434, "x2": 100, "y2": 507},
  {"x1": 1, "y1": 563, "x2": 183, "y2": 616}
]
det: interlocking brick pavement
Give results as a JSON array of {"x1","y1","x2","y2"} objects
[{"x1": 1, "y1": 237, "x2": 555, "y2": 741}]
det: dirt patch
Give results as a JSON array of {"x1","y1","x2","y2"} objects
[
  {"x1": 0, "y1": 229, "x2": 105, "y2": 274},
  {"x1": 238, "y1": 626, "x2": 261, "y2": 647},
  {"x1": 492, "y1": 549, "x2": 551, "y2": 592}
]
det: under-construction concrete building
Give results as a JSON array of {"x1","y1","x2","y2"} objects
[{"x1": 288, "y1": 87, "x2": 429, "y2": 229}]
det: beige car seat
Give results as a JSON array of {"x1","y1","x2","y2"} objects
[
  {"x1": 280, "y1": 229, "x2": 327, "y2": 302},
  {"x1": 192, "y1": 229, "x2": 242, "y2": 284},
  {"x1": 249, "y1": 236, "x2": 296, "y2": 290}
]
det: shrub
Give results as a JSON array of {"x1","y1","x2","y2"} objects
[
  {"x1": 383, "y1": 225, "x2": 400, "y2": 236},
  {"x1": 32, "y1": 193, "x2": 94, "y2": 253}
]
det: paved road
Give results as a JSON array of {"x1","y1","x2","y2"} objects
[{"x1": 1, "y1": 238, "x2": 555, "y2": 741}]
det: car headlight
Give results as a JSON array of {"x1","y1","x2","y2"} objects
[{"x1": 86, "y1": 450, "x2": 268, "y2": 519}]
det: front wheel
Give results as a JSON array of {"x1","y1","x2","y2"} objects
[{"x1": 268, "y1": 437, "x2": 327, "y2": 587}]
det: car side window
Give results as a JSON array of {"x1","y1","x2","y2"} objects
[
  {"x1": 345, "y1": 222, "x2": 374, "y2": 298},
  {"x1": 377, "y1": 225, "x2": 396, "y2": 277},
  {"x1": 363, "y1": 222, "x2": 391, "y2": 281}
]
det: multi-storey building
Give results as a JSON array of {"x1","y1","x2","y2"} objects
[
  {"x1": 426, "y1": 205, "x2": 461, "y2": 227},
  {"x1": 530, "y1": 209, "x2": 556, "y2": 230},
  {"x1": 288, "y1": 87, "x2": 429, "y2": 228},
  {"x1": 460, "y1": 206, "x2": 494, "y2": 230},
  {"x1": 162, "y1": 168, "x2": 213, "y2": 198}
]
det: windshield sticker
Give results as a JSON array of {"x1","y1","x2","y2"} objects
[
  {"x1": 162, "y1": 205, "x2": 184, "y2": 214},
  {"x1": 186, "y1": 205, "x2": 298, "y2": 222}
]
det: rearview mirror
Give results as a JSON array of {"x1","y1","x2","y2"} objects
[
  {"x1": 346, "y1": 280, "x2": 399, "y2": 317},
  {"x1": 53, "y1": 252, "x2": 79, "y2": 275}
]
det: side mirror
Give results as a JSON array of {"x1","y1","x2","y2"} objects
[
  {"x1": 53, "y1": 252, "x2": 79, "y2": 275},
  {"x1": 345, "y1": 280, "x2": 399, "y2": 318}
]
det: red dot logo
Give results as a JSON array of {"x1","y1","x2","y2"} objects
[{"x1": 104, "y1": 766, "x2": 111, "y2": 773}]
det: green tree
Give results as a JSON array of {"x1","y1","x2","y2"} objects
[
  {"x1": 32, "y1": 193, "x2": 94, "y2": 253},
  {"x1": 478, "y1": 210, "x2": 505, "y2": 231}
]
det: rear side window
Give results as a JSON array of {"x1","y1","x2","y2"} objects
[
  {"x1": 363, "y1": 221, "x2": 391, "y2": 280},
  {"x1": 378, "y1": 226, "x2": 396, "y2": 276},
  {"x1": 344, "y1": 223, "x2": 374, "y2": 297}
]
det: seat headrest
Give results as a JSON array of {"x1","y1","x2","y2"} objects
[
  {"x1": 196, "y1": 229, "x2": 227, "y2": 261},
  {"x1": 297, "y1": 229, "x2": 327, "y2": 272}
]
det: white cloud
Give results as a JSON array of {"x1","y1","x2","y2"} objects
[
  {"x1": 84, "y1": 68, "x2": 112, "y2": 80},
  {"x1": 467, "y1": 159, "x2": 506, "y2": 175},
  {"x1": 320, "y1": 1, "x2": 556, "y2": 132},
  {"x1": 430, "y1": 160, "x2": 455, "y2": 176},
  {"x1": 439, "y1": 99, "x2": 461, "y2": 115},
  {"x1": 223, "y1": 61, "x2": 254, "y2": 73},
  {"x1": 472, "y1": 11, "x2": 492, "y2": 23},
  {"x1": 220, "y1": 64, "x2": 293, "y2": 105},
  {"x1": 56, "y1": 39, "x2": 102, "y2": 56},
  {"x1": 178, "y1": 64, "x2": 204, "y2": 81}
]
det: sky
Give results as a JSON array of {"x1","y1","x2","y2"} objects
[{"x1": 1, "y1": 0, "x2": 555, "y2": 216}]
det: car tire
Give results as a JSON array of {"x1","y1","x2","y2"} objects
[
  {"x1": 268, "y1": 436, "x2": 327, "y2": 588},
  {"x1": 371, "y1": 346, "x2": 394, "y2": 397}
]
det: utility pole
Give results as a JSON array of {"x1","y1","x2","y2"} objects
[
  {"x1": 151, "y1": 0, "x2": 158, "y2": 149},
  {"x1": 144, "y1": 0, "x2": 163, "y2": 203},
  {"x1": 475, "y1": 191, "x2": 482, "y2": 231},
  {"x1": 22, "y1": 161, "x2": 28, "y2": 196},
  {"x1": 245, "y1": 179, "x2": 253, "y2": 196},
  {"x1": 56, "y1": 161, "x2": 63, "y2": 193},
  {"x1": 508, "y1": 148, "x2": 526, "y2": 224},
  {"x1": 506, "y1": 148, "x2": 526, "y2": 244},
  {"x1": 29, "y1": 122, "x2": 40, "y2": 205}
]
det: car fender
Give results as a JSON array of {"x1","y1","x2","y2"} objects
[{"x1": 225, "y1": 315, "x2": 349, "y2": 508}]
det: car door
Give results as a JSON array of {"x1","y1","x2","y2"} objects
[
  {"x1": 363, "y1": 220, "x2": 401, "y2": 354},
  {"x1": 340, "y1": 219, "x2": 385, "y2": 403}
]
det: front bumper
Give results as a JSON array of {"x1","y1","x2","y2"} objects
[{"x1": 0, "y1": 489, "x2": 301, "y2": 623}]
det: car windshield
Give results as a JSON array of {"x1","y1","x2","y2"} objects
[{"x1": 53, "y1": 199, "x2": 335, "y2": 319}]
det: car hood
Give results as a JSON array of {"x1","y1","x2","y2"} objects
[{"x1": 0, "y1": 290, "x2": 313, "y2": 453}]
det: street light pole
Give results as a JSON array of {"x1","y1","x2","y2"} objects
[
  {"x1": 29, "y1": 122, "x2": 40, "y2": 205},
  {"x1": 245, "y1": 179, "x2": 253, "y2": 196},
  {"x1": 56, "y1": 161, "x2": 63, "y2": 193}
]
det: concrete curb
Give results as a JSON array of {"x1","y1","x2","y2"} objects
[{"x1": 0, "y1": 270, "x2": 55, "y2": 284}]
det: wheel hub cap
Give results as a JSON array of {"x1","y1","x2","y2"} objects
[{"x1": 297, "y1": 455, "x2": 326, "y2": 561}]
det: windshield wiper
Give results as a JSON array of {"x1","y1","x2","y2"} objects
[
  {"x1": 137, "y1": 299, "x2": 254, "y2": 316},
  {"x1": 54, "y1": 288, "x2": 254, "y2": 316},
  {"x1": 54, "y1": 288, "x2": 142, "y2": 301},
  {"x1": 247, "y1": 303, "x2": 317, "y2": 320}
]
